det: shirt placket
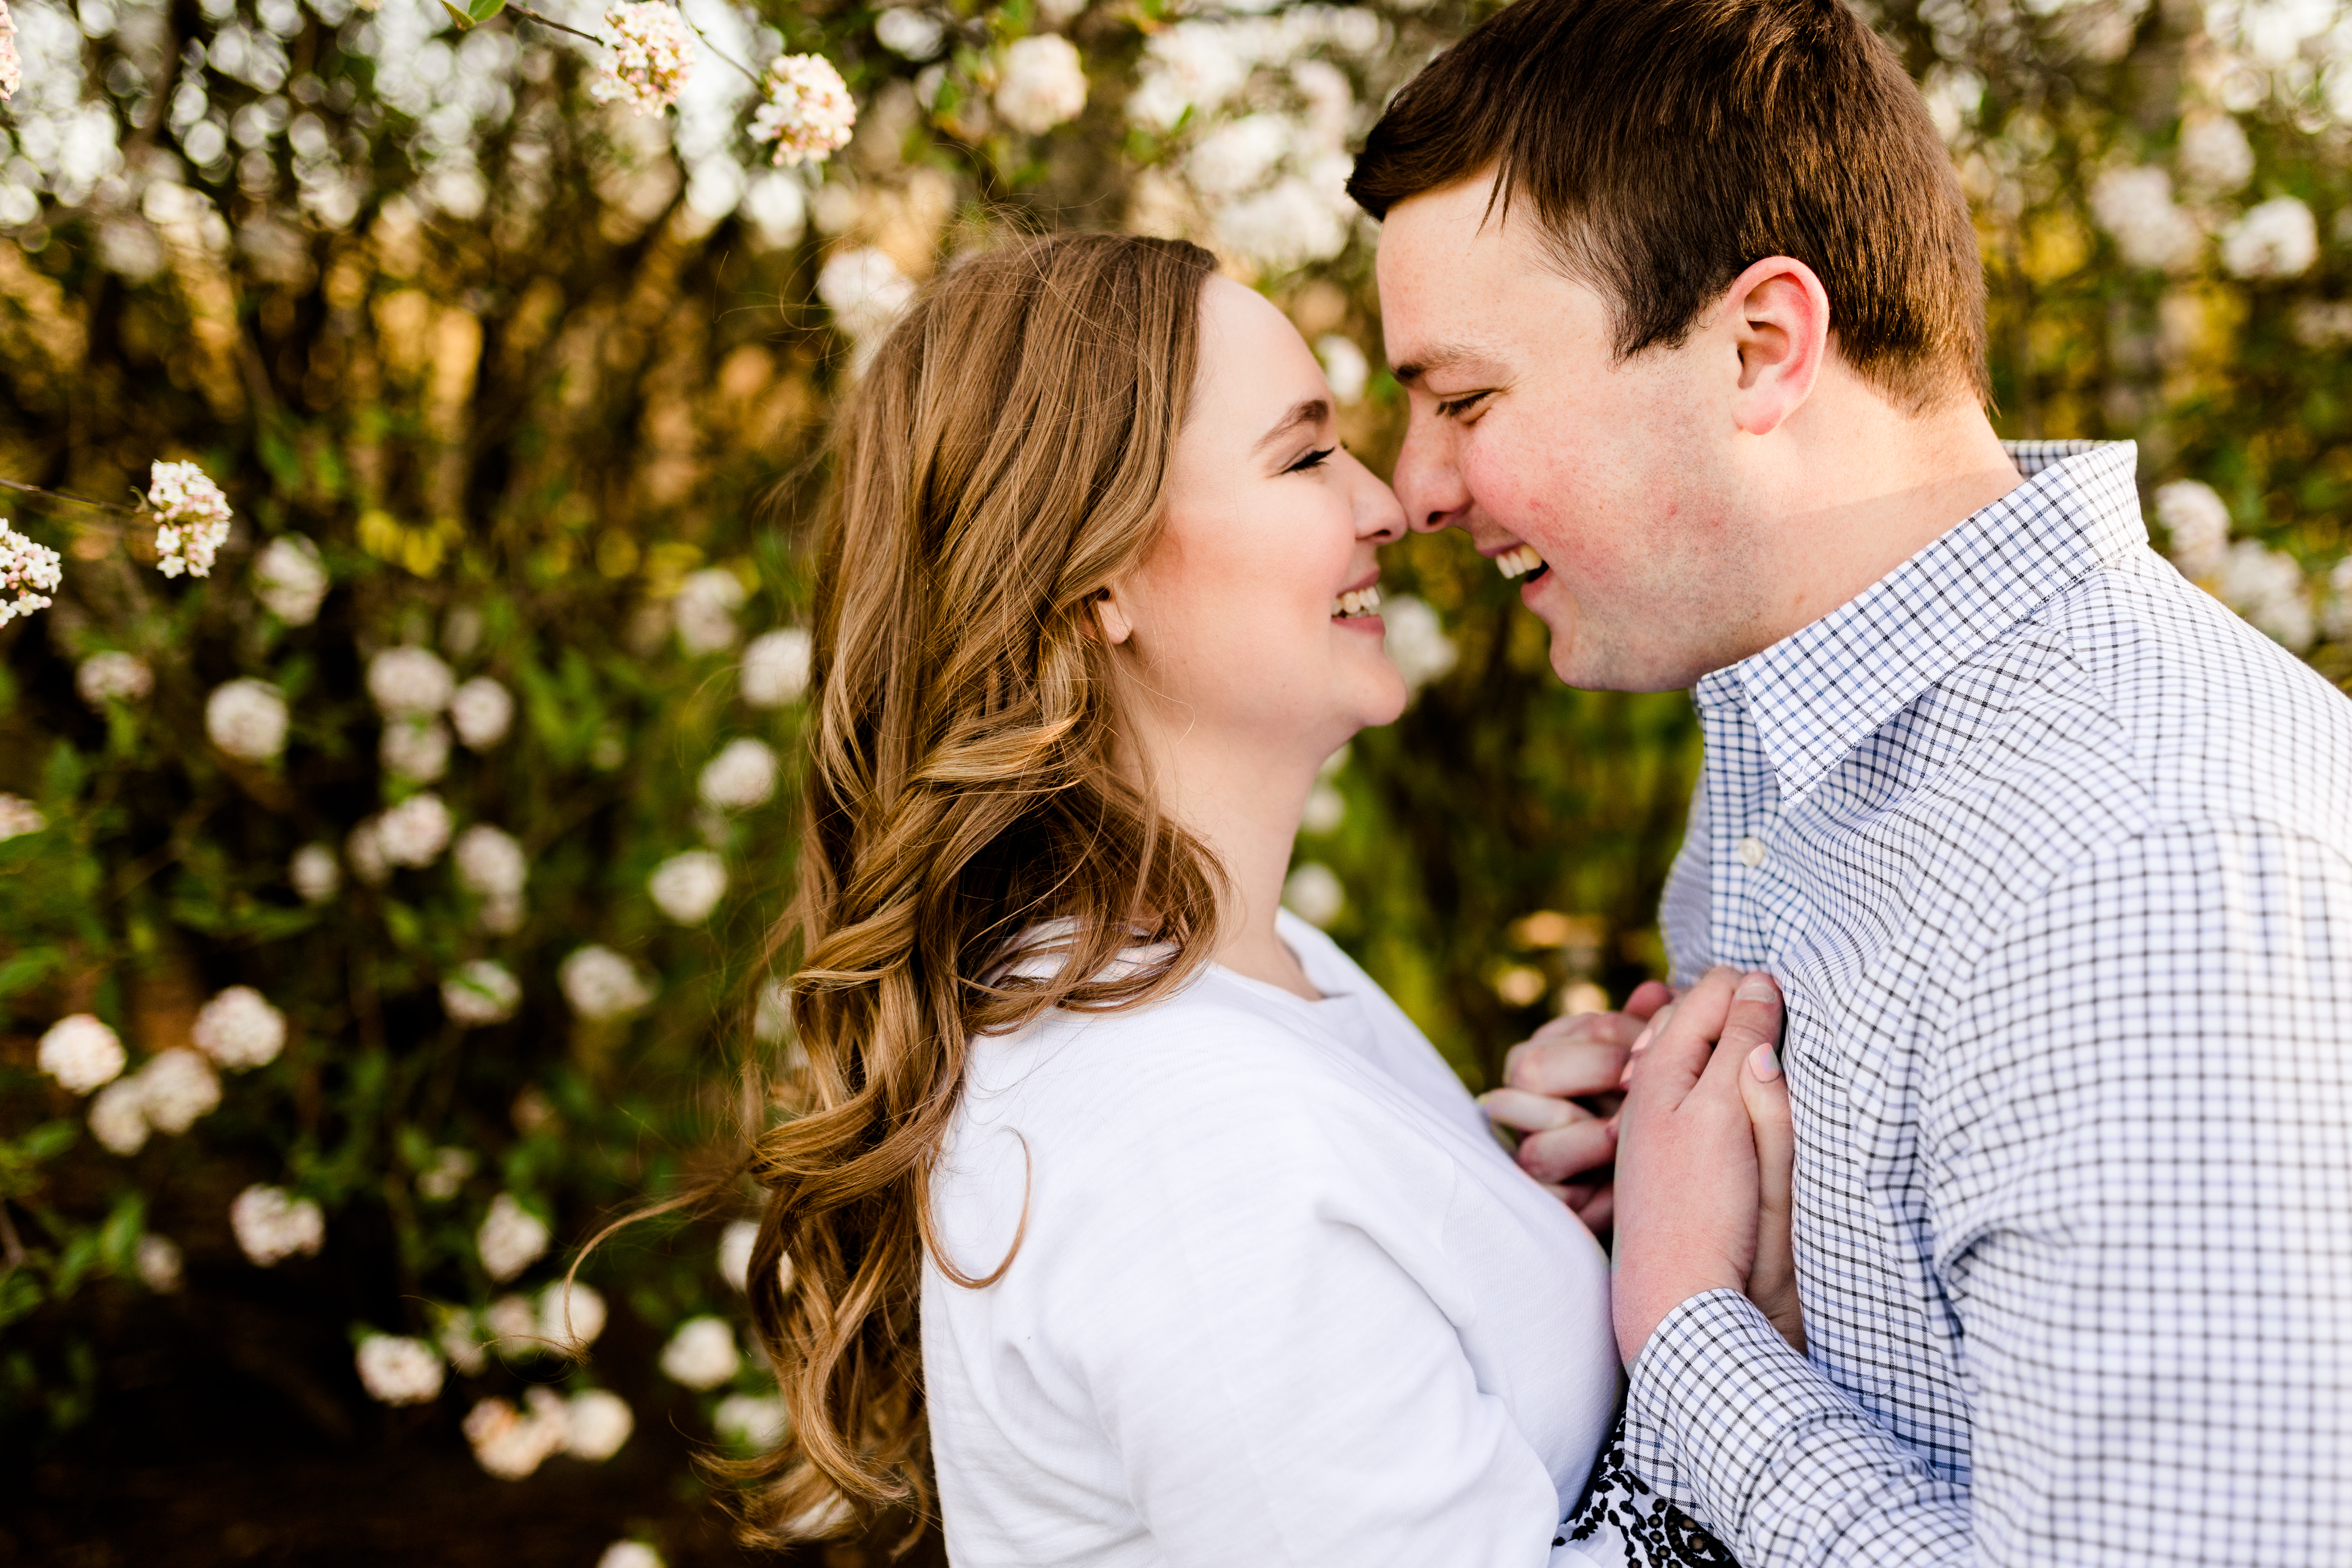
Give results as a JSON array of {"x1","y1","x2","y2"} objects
[{"x1": 1699, "y1": 693, "x2": 1781, "y2": 974}]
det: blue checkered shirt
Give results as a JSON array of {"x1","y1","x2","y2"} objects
[{"x1": 1628, "y1": 441, "x2": 2352, "y2": 1565}]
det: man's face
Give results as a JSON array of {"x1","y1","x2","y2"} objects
[{"x1": 1377, "y1": 176, "x2": 1761, "y2": 692}]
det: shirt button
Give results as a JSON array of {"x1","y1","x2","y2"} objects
[{"x1": 1737, "y1": 835, "x2": 1767, "y2": 868}]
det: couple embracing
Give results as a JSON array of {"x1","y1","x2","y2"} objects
[{"x1": 732, "y1": 0, "x2": 2352, "y2": 1562}]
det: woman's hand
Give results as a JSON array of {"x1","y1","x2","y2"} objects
[
  {"x1": 1478, "y1": 980, "x2": 1672, "y2": 1234},
  {"x1": 1611, "y1": 968, "x2": 1797, "y2": 1363}
]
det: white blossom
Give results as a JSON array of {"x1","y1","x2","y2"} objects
[
  {"x1": 415, "y1": 1144, "x2": 478, "y2": 1200},
  {"x1": 2155, "y1": 478, "x2": 2232, "y2": 579},
  {"x1": 997, "y1": 34, "x2": 1088, "y2": 134},
  {"x1": 485, "y1": 1291, "x2": 541, "y2": 1353},
  {"x1": 290, "y1": 844, "x2": 341, "y2": 904},
  {"x1": 454, "y1": 824, "x2": 527, "y2": 900},
  {"x1": 442, "y1": 960, "x2": 522, "y2": 1027},
  {"x1": 2218, "y1": 537, "x2": 2316, "y2": 650},
  {"x1": 205, "y1": 679, "x2": 289, "y2": 763},
  {"x1": 2220, "y1": 195, "x2": 2318, "y2": 280},
  {"x1": 740, "y1": 628, "x2": 812, "y2": 707},
  {"x1": 438, "y1": 1306, "x2": 490, "y2": 1375},
  {"x1": 698, "y1": 737, "x2": 780, "y2": 811},
  {"x1": 148, "y1": 460, "x2": 233, "y2": 579},
  {"x1": 753, "y1": 978, "x2": 792, "y2": 1043},
  {"x1": 1210, "y1": 170, "x2": 1353, "y2": 272},
  {"x1": 230, "y1": 1184, "x2": 326, "y2": 1266},
  {"x1": 366, "y1": 646, "x2": 456, "y2": 717},
  {"x1": 0, "y1": 1, "x2": 19, "y2": 103},
  {"x1": 541, "y1": 1280, "x2": 609, "y2": 1351},
  {"x1": 594, "y1": 2, "x2": 695, "y2": 117},
  {"x1": 597, "y1": 1543, "x2": 663, "y2": 1568},
  {"x1": 2325, "y1": 556, "x2": 2352, "y2": 644},
  {"x1": 76, "y1": 651, "x2": 153, "y2": 708},
  {"x1": 674, "y1": 567, "x2": 749, "y2": 655},
  {"x1": 1382, "y1": 594, "x2": 1458, "y2": 692},
  {"x1": 449, "y1": 677, "x2": 514, "y2": 749},
  {"x1": 356, "y1": 1335, "x2": 447, "y2": 1405},
  {"x1": 347, "y1": 818, "x2": 390, "y2": 886},
  {"x1": 816, "y1": 247, "x2": 916, "y2": 353},
  {"x1": 567, "y1": 1389, "x2": 635, "y2": 1461},
  {"x1": 378, "y1": 792, "x2": 454, "y2": 867},
  {"x1": 0, "y1": 793, "x2": 46, "y2": 841},
  {"x1": 463, "y1": 1389, "x2": 571, "y2": 1479},
  {"x1": 1300, "y1": 781, "x2": 1345, "y2": 835},
  {"x1": 560, "y1": 946, "x2": 654, "y2": 1021},
  {"x1": 478, "y1": 1192, "x2": 551, "y2": 1283},
  {"x1": 191, "y1": 985, "x2": 288, "y2": 1070},
  {"x1": 38, "y1": 1014, "x2": 125, "y2": 1094},
  {"x1": 135, "y1": 1234, "x2": 183, "y2": 1293},
  {"x1": 89, "y1": 1077, "x2": 151, "y2": 1155},
  {"x1": 649, "y1": 849, "x2": 729, "y2": 924},
  {"x1": 874, "y1": 8, "x2": 943, "y2": 59},
  {"x1": 751, "y1": 53, "x2": 858, "y2": 168},
  {"x1": 659, "y1": 1315, "x2": 741, "y2": 1388},
  {"x1": 2176, "y1": 112, "x2": 2255, "y2": 195},
  {"x1": 719, "y1": 1218, "x2": 758, "y2": 1291},
  {"x1": 1281, "y1": 861, "x2": 1344, "y2": 928},
  {"x1": 2088, "y1": 166, "x2": 2204, "y2": 272},
  {"x1": 381, "y1": 716, "x2": 451, "y2": 783},
  {"x1": 253, "y1": 534, "x2": 329, "y2": 624},
  {"x1": 714, "y1": 1392, "x2": 788, "y2": 1448},
  {"x1": 139, "y1": 1047, "x2": 222, "y2": 1133},
  {"x1": 1315, "y1": 334, "x2": 1369, "y2": 405}
]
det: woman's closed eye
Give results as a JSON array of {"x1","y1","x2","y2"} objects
[{"x1": 1282, "y1": 445, "x2": 1336, "y2": 474}]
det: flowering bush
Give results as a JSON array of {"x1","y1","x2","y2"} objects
[{"x1": 0, "y1": 0, "x2": 2347, "y2": 1556}]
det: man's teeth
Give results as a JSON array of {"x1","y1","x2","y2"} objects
[
  {"x1": 1495, "y1": 545, "x2": 1546, "y2": 579},
  {"x1": 1333, "y1": 586, "x2": 1382, "y2": 619}
]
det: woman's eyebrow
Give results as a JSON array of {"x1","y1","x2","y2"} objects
[{"x1": 1252, "y1": 397, "x2": 1331, "y2": 455}]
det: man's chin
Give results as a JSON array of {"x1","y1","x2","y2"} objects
[{"x1": 1540, "y1": 615, "x2": 1698, "y2": 694}]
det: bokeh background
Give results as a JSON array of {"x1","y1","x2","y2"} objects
[{"x1": 4, "y1": 0, "x2": 2351, "y2": 1560}]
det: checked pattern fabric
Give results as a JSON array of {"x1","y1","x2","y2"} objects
[{"x1": 1630, "y1": 441, "x2": 2352, "y2": 1566}]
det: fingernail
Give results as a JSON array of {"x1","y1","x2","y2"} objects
[
  {"x1": 1736, "y1": 972, "x2": 1777, "y2": 1003},
  {"x1": 1748, "y1": 1043, "x2": 1781, "y2": 1081}
]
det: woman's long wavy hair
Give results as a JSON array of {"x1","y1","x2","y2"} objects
[{"x1": 737, "y1": 233, "x2": 1226, "y2": 1543}]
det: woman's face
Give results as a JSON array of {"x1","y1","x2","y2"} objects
[{"x1": 1105, "y1": 277, "x2": 1410, "y2": 771}]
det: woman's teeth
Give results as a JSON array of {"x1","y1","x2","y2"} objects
[
  {"x1": 1495, "y1": 545, "x2": 1546, "y2": 579},
  {"x1": 1333, "y1": 586, "x2": 1382, "y2": 619}
]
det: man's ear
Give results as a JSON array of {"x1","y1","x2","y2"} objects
[
  {"x1": 1722, "y1": 256, "x2": 1831, "y2": 438},
  {"x1": 1092, "y1": 586, "x2": 1135, "y2": 646}
]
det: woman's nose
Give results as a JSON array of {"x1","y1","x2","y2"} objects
[{"x1": 1340, "y1": 448, "x2": 1408, "y2": 544}]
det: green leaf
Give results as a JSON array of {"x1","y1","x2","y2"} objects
[
  {"x1": 21, "y1": 1121, "x2": 78, "y2": 1164},
  {"x1": 466, "y1": 0, "x2": 507, "y2": 21},
  {"x1": 440, "y1": 0, "x2": 474, "y2": 27}
]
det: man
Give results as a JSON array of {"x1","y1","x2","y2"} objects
[{"x1": 1350, "y1": 0, "x2": 2352, "y2": 1563}]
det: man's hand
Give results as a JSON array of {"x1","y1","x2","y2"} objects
[
  {"x1": 1612, "y1": 967, "x2": 1787, "y2": 1363},
  {"x1": 1478, "y1": 980, "x2": 1671, "y2": 1232}
]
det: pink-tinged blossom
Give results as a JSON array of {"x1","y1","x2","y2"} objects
[
  {"x1": 77, "y1": 651, "x2": 153, "y2": 707},
  {"x1": 0, "y1": 518, "x2": 61, "y2": 625},
  {"x1": 39, "y1": 1014, "x2": 126, "y2": 1094},
  {"x1": 230, "y1": 1184, "x2": 325, "y2": 1265},
  {"x1": 139, "y1": 1048, "x2": 221, "y2": 1133},
  {"x1": 478, "y1": 1191, "x2": 551, "y2": 1282},
  {"x1": 89, "y1": 1078, "x2": 151, "y2": 1155},
  {"x1": 205, "y1": 679, "x2": 290, "y2": 764},
  {"x1": 378, "y1": 792, "x2": 453, "y2": 867},
  {"x1": 567, "y1": 1390, "x2": 635, "y2": 1461},
  {"x1": 0, "y1": 2, "x2": 19, "y2": 102},
  {"x1": 751, "y1": 54, "x2": 857, "y2": 168},
  {"x1": 594, "y1": 2, "x2": 695, "y2": 117},
  {"x1": 463, "y1": 1389, "x2": 571, "y2": 1479},
  {"x1": 149, "y1": 461, "x2": 233, "y2": 579},
  {"x1": 356, "y1": 1335, "x2": 446, "y2": 1405}
]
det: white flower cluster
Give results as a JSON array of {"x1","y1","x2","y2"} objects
[
  {"x1": 1315, "y1": 334, "x2": 1369, "y2": 405},
  {"x1": 1381, "y1": 594, "x2": 1457, "y2": 693},
  {"x1": 290, "y1": 843, "x2": 340, "y2": 903},
  {"x1": 192, "y1": 984, "x2": 289, "y2": 1069},
  {"x1": 649, "y1": 849, "x2": 729, "y2": 923},
  {"x1": 674, "y1": 567, "x2": 748, "y2": 655},
  {"x1": 253, "y1": 534, "x2": 328, "y2": 624},
  {"x1": 598, "y1": 1541, "x2": 663, "y2": 1568},
  {"x1": 465, "y1": 1384, "x2": 634, "y2": 1477},
  {"x1": 478, "y1": 1191, "x2": 552, "y2": 1283},
  {"x1": 38, "y1": 1014, "x2": 126, "y2": 1094},
  {"x1": 817, "y1": 247, "x2": 917, "y2": 366},
  {"x1": 136, "y1": 1233, "x2": 183, "y2": 1293},
  {"x1": 659, "y1": 1314, "x2": 741, "y2": 1388},
  {"x1": 752, "y1": 53, "x2": 858, "y2": 168},
  {"x1": 718, "y1": 1217, "x2": 759, "y2": 1291},
  {"x1": 368, "y1": 646, "x2": 457, "y2": 782},
  {"x1": 442, "y1": 959, "x2": 522, "y2": 1026},
  {"x1": 231, "y1": 1184, "x2": 326, "y2": 1266},
  {"x1": 874, "y1": 7, "x2": 942, "y2": 59},
  {"x1": 148, "y1": 460, "x2": 233, "y2": 579},
  {"x1": 997, "y1": 34, "x2": 1088, "y2": 135},
  {"x1": 2219, "y1": 195, "x2": 2318, "y2": 280},
  {"x1": 0, "y1": 792, "x2": 44, "y2": 841},
  {"x1": 741, "y1": 627, "x2": 812, "y2": 706},
  {"x1": 713, "y1": 1392, "x2": 788, "y2": 1447},
  {"x1": 2156, "y1": 478, "x2": 2318, "y2": 650},
  {"x1": 349, "y1": 792, "x2": 454, "y2": 883},
  {"x1": 1281, "y1": 861, "x2": 1344, "y2": 928},
  {"x1": 560, "y1": 945, "x2": 654, "y2": 1021},
  {"x1": 698, "y1": 736, "x2": 780, "y2": 810},
  {"x1": 2176, "y1": 113, "x2": 2254, "y2": 197},
  {"x1": 355, "y1": 1335, "x2": 446, "y2": 1405},
  {"x1": 0, "y1": 0, "x2": 19, "y2": 103},
  {"x1": 0, "y1": 517, "x2": 61, "y2": 625},
  {"x1": 449, "y1": 676, "x2": 514, "y2": 749},
  {"x1": 416, "y1": 1144, "x2": 478, "y2": 1200},
  {"x1": 206, "y1": 679, "x2": 290, "y2": 764},
  {"x1": 454, "y1": 823, "x2": 527, "y2": 932},
  {"x1": 89, "y1": 1048, "x2": 221, "y2": 1154},
  {"x1": 2088, "y1": 166, "x2": 2203, "y2": 273},
  {"x1": 594, "y1": 2, "x2": 695, "y2": 118},
  {"x1": 77, "y1": 651, "x2": 152, "y2": 707}
]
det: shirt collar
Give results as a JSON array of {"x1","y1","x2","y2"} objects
[{"x1": 1694, "y1": 440, "x2": 2146, "y2": 807}]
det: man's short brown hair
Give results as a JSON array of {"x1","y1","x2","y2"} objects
[{"x1": 1349, "y1": 0, "x2": 1988, "y2": 410}]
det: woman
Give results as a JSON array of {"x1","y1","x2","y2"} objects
[{"x1": 738, "y1": 232, "x2": 1786, "y2": 1566}]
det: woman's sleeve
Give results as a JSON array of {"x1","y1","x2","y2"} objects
[{"x1": 1056, "y1": 1031, "x2": 1574, "y2": 1568}]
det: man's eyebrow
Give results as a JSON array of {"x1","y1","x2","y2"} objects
[
  {"x1": 1390, "y1": 344, "x2": 1494, "y2": 387},
  {"x1": 1252, "y1": 397, "x2": 1330, "y2": 453}
]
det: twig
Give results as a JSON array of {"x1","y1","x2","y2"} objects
[
  {"x1": 507, "y1": 2, "x2": 606, "y2": 47},
  {"x1": 0, "y1": 476, "x2": 142, "y2": 516},
  {"x1": 676, "y1": 0, "x2": 764, "y2": 87}
]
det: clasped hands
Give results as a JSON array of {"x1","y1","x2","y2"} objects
[{"x1": 1481, "y1": 968, "x2": 1802, "y2": 1364}]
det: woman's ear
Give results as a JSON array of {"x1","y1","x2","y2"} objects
[{"x1": 1092, "y1": 586, "x2": 1135, "y2": 647}]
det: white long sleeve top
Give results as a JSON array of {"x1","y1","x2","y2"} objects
[{"x1": 922, "y1": 911, "x2": 1623, "y2": 1568}]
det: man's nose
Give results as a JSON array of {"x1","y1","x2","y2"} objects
[{"x1": 1392, "y1": 418, "x2": 1468, "y2": 534}]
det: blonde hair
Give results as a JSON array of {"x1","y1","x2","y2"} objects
[{"x1": 735, "y1": 233, "x2": 1225, "y2": 1543}]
